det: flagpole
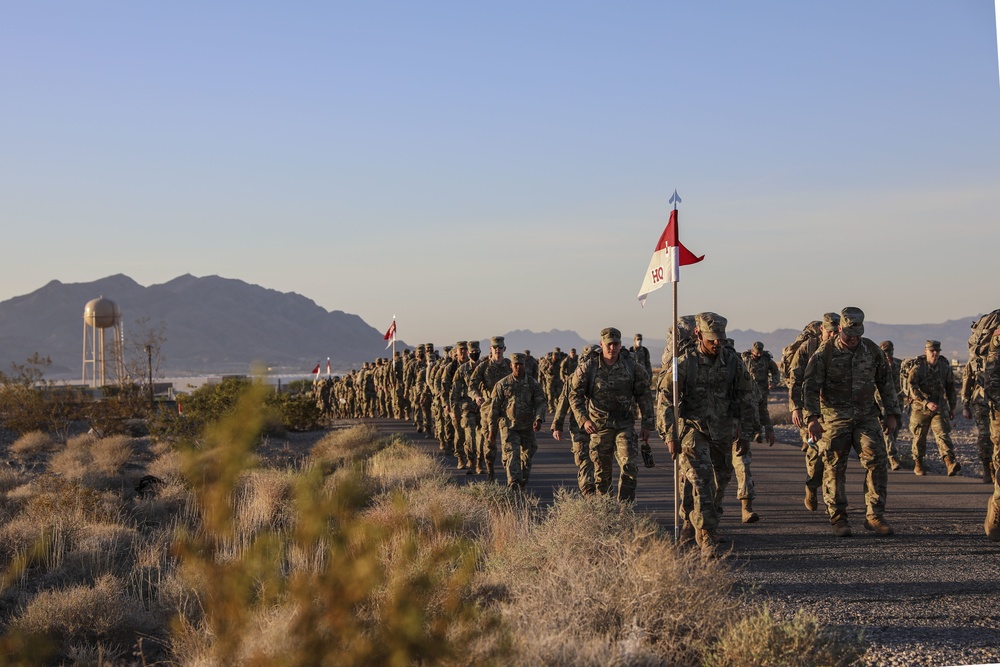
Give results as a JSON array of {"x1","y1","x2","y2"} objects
[
  {"x1": 669, "y1": 194, "x2": 682, "y2": 543},
  {"x1": 392, "y1": 315, "x2": 396, "y2": 357}
]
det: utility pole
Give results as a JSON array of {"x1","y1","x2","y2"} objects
[{"x1": 146, "y1": 344, "x2": 154, "y2": 411}]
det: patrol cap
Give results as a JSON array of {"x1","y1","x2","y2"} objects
[
  {"x1": 490, "y1": 336, "x2": 505, "y2": 348},
  {"x1": 510, "y1": 352, "x2": 526, "y2": 364},
  {"x1": 469, "y1": 340, "x2": 480, "y2": 350},
  {"x1": 600, "y1": 327, "x2": 622, "y2": 343},
  {"x1": 821, "y1": 313, "x2": 841, "y2": 332},
  {"x1": 635, "y1": 333, "x2": 643, "y2": 340},
  {"x1": 804, "y1": 320, "x2": 823, "y2": 336},
  {"x1": 840, "y1": 307, "x2": 865, "y2": 336},
  {"x1": 695, "y1": 312, "x2": 727, "y2": 340},
  {"x1": 925, "y1": 340, "x2": 941, "y2": 351},
  {"x1": 879, "y1": 341, "x2": 894, "y2": 352},
  {"x1": 752, "y1": 341, "x2": 764, "y2": 353},
  {"x1": 554, "y1": 347, "x2": 561, "y2": 353},
  {"x1": 456, "y1": 341, "x2": 468, "y2": 350}
]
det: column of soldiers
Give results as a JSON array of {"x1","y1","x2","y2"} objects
[{"x1": 313, "y1": 307, "x2": 1000, "y2": 548}]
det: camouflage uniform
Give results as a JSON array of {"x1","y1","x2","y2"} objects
[
  {"x1": 470, "y1": 336, "x2": 513, "y2": 481},
  {"x1": 404, "y1": 346, "x2": 432, "y2": 434},
  {"x1": 876, "y1": 342, "x2": 904, "y2": 470},
  {"x1": 552, "y1": 348, "x2": 597, "y2": 495},
  {"x1": 448, "y1": 342, "x2": 478, "y2": 470},
  {"x1": 907, "y1": 340, "x2": 959, "y2": 475},
  {"x1": 803, "y1": 307, "x2": 901, "y2": 536},
  {"x1": 659, "y1": 314, "x2": 755, "y2": 548},
  {"x1": 982, "y1": 331, "x2": 1000, "y2": 540},
  {"x1": 571, "y1": 327, "x2": 654, "y2": 503},
  {"x1": 741, "y1": 342, "x2": 780, "y2": 443},
  {"x1": 630, "y1": 334, "x2": 653, "y2": 387},
  {"x1": 962, "y1": 355, "x2": 995, "y2": 483},
  {"x1": 523, "y1": 351, "x2": 539, "y2": 381},
  {"x1": 787, "y1": 317, "x2": 833, "y2": 511},
  {"x1": 489, "y1": 353, "x2": 546, "y2": 489}
]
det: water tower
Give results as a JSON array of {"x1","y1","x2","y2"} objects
[{"x1": 82, "y1": 296, "x2": 124, "y2": 387}]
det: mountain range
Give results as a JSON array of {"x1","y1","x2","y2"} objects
[{"x1": 0, "y1": 274, "x2": 986, "y2": 380}]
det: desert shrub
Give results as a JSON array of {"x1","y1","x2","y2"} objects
[
  {"x1": 9, "y1": 574, "x2": 159, "y2": 661},
  {"x1": 485, "y1": 490, "x2": 734, "y2": 665},
  {"x1": 706, "y1": 605, "x2": 864, "y2": 667},
  {"x1": 49, "y1": 435, "x2": 134, "y2": 489},
  {"x1": 10, "y1": 431, "x2": 55, "y2": 460},
  {"x1": 309, "y1": 424, "x2": 389, "y2": 473},
  {"x1": 264, "y1": 391, "x2": 323, "y2": 432}
]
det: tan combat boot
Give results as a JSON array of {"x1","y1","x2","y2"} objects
[
  {"x1": 679, "y1": 520, "x2": 696, "y2": 545},
  {"x1": 831, "y1": 518, "x2": 852, "y2": 537},
  {"x1": 804, "y1": 486, "x2": 818, "y2": 511},
  {"x1": 741, "y1": 499, "x2": 760, "y2": 523},
  {"x1": 913, "y1": 459, "x2": 926, "y2": 476},
  {"x1": 889, "y1": 456, "x2": 902, "y2": 471},
  {"x1": 863, "y1": 515, "x2": 895, "y2": 536},
  {"x1": 695, "y1": 528, "x2": 721, "y2": 557},
  {"x1": 986, "y1": 500, "x2": 1000, "y2": 542},
  {"x1": 984, "y1": 461, "x2": 995, "y2": 484},
  {"x1": 945, "y1": 457, "x2": 962, "y2": 477}
]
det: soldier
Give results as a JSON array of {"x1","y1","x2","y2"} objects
[
  {"x1": 630, "y1": 333, "x2": 653, "y2": 385},
  {"x1": 488, "y1": 353, "x2": 546, "y2": 490},
  {"x1": 470, "y1": 336, "x2": 513, "y2": 481},
  {"x1": 449, "y1": 341, "x2": 480, "y2": 472},
  {"x1": 523, "y1": 350, "x2": 539, "y2": 381},
  {"x1": 789, "y1": 315, "x2": 838, "y2": 512},
  {"x1": 552, "y1": 345, "x2": 599, "y2": 495},
  {"x1": 560, "y1": 348, "x2": 579, "y2": 383},
  {"x1": 804, "y1": 307, "x2": 901, "y2": 537},
  {"x1": 878, "y1": 341, "x2": 905, "y2": 471},
  {"x1": 404, "y1": 345, "x2": 432, "y2": 435},
  {"x1": 962, "y1": 352, "x2": 995, "y2": 484},
  {"x1": 981, "y1": 327, "x2": 1000, "y2": 540},
  {"x1": 570, "y1": 327, "x2": 654, "y2": 504},
  {"x1": 906, "y1": 340, "x2": 960, "y2": 476},
  {"x1": 731, "y1": 339, "x2": 771, "y2": 523},
  {"x1": 741, "y1": 342, "x2": 780, "y2": 444},
  {"x1": 660, "y1": 313, "x2": 755, "y2": 554}
]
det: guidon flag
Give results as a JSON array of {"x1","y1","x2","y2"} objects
[{"x1": 637, "y1": 209, "x2": 704, "y2": 306}]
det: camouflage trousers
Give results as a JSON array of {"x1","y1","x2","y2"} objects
[
  {"x1": 800, "y1": 426, "x2": 824, "y2": 491},
  {"x1": 569, "y1": 424, "x2": 595, "y2": 495},
  {"x1": 909, "y1": 405, "x2": 956, "y2": 463},
  {"x1": 589, "y1": 425, "x2": 640, "y2": 502},
  {"x1": 819, "y1": 416, "x2": 888, "y2": 522},
  {"x1": 456, "y1": 405, "x2": 479, "y2": 467},
  {"x1": 971, "y1": 402, "x2": 994, "y2": 467},
  {"x1": 479, "y1": 403, "x2": 498, "y2": 467},
  {"x1": 880, "y1": 417, "x2": 900, "y2": 460},
  {"x1": 731, "y1": 440, "x2": 755, "y2": 501},
  {"x1": 499, "y1": 424, "x2": 538, "y2": 487},
  {"x1": 990, "y1": 414, "x2": 1000, "y2": 503},
  {"x1": 677, "y1": 428, "x2": 724, "y2": 532}
]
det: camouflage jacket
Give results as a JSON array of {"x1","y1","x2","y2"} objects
[
  {"x1": 450, "y1": 359, "x2": 479, "y2": 413},
  {"x1": 962, "y1": 358, "x2": 987, "y2": 408},
  {"x1": 787, "y1": 336, "x2": 822, "y2": 412},
  {"x1": 985, "y1": 340, "x2": 1000, "y2": 407},
  {"x1": 551, "y1": 382, "x2": 579, "y2": 432},
  {"x1": 907, "y1": 356, "x2": 956, "y2": 412},
  {"x1": 560, "y1": 355, "x2": 579, "y2": 382},
  {"x1": 490, "y1": 374, "x2": 546, "y2": 431},
  {"x1": 741, "y1": 351, "x2": 780, "y2": 390},
  {"x1": 804, "y1": 337, "x2": 901, "y2": 423},
  {"x1": 659, "y1": 345, "x2": 755, "y2": 443},
  {"x1": 469, "y1": 358, "x2": 512, "y2": 404},
  {"x1": 570, "y1": 353, "x2": 654, "y2": 432},
  {"x1": 630, "y1": 345, "x2": 653, "y2": 379}
]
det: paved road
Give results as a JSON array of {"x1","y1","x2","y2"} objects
[{"x1": 362, "y1": 416, "x2": 1000, "y2": 666}]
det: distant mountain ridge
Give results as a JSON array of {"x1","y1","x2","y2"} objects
[
  {"x1": 0, "y1": 274, "x2": 394, "y2": 378},
  {"x1": 0, "y1": 274, "x2": 986, "y2": 379}
]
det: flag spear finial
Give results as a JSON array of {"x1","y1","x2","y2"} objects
[{"x1": 669, "y1": 189, "x2": 681, "y2": 210}]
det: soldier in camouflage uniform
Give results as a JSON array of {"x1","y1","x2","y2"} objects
[
  {"x1": 488, "y1": 352, "x2": 546, "y2": 489},
  {"x1": 804, "y1": 307, "x2": 900, "y2": 537},
  {"x1": 741, "y1": 342, "x2": 780, "y2": 444},
  {"x1": 552, "y1": 345, "x2": 599, "y2": 495},
  {"x1": 441, "y1": 342, "x2": 470, "y2": 468},
  {"x1": 470, "y1": 336, "x2": 513, "y2": 481},
  {"x1": 731, "y1": 339, "x2": 771, "y2": 523},
  {"x1": 789, "y1": 315, "x2": 838, "y2": 512},
  {"x1": 962, "y1": 352, "x2": 995, "y2": 484},
  {"x1": 404, "y1": 345, "x2": 432, "y2": 435},
  {"x1": 570, "y1": 327, "x2": 654, "y2": 504},
  {"x1": 877, "y1": 341, "x2": 905, "y2": 471},
  {"x1": 660, "y1": 314, "x2": 755, "y2": 554},
  {"x1": 452, "y1": 340, "x2": 484, "y2": 474},
  {"x1": 523, "y1": 350, "x2": 539, "y2": 381},
  {"x1": 907, "y1": 340, "x2": 960, "y2": 476},
  {"x1": 560, "y1": 348, "x2": 579, "y2": 384},
  {"x1": 980, "y1": 327, "x2": 1000, "y2": 540},
  {"x1": 630, "y1": 334, "x2": 653, "y2": 386},
  {"x1": 430, "y1": 346, "x2": 455, "y2": 453}
]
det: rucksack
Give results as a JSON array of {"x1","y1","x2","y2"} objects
[
  {"x1": 968, "y1": 310, "x2": 1000, "y2": 360},
  {"x1": 899, "y1": 356, "x2": 921, "y2": 403},
  {"x1": 780, "y1": 324, "x2": 821, "y2": 383}
]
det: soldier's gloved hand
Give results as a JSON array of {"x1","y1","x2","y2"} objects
[
  {"x1": 884, "y1": 414, "x2": 897, "y2": 436},
  {"x1": 765, "y1": 428, "x2": 775, "y2": 447},
  {"x1": 735, "y1": 438, "x2": 750, "y2": 457}
]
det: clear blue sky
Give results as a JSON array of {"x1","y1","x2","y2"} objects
[{"x1": 2, "y1": 2, "x2": 998, "y2": 345}]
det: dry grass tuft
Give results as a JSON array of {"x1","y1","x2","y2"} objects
[
  {"x1": 48, "y1": 435, "x2": 135, "y2": 489},
  {"x1": 366, "y1": 438, "x2": 451, "y2": 492},
  {"x1": 10, "y1": 431, "x2": 55, "y2": 459},
  {"x1": 309, "y1": 424, "x2": 387, "y2": 472}
]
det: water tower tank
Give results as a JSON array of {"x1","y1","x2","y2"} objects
[{"x1": 83, "y1": 296, "x2": 119, "y2": 329}]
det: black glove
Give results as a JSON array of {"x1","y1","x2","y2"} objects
[
  {"x1": 641, "y1": 443, "x2": 655, "y2": 468},
  {"x1": 734, "y1": 438, "x2": 750, "y2": 457}
]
